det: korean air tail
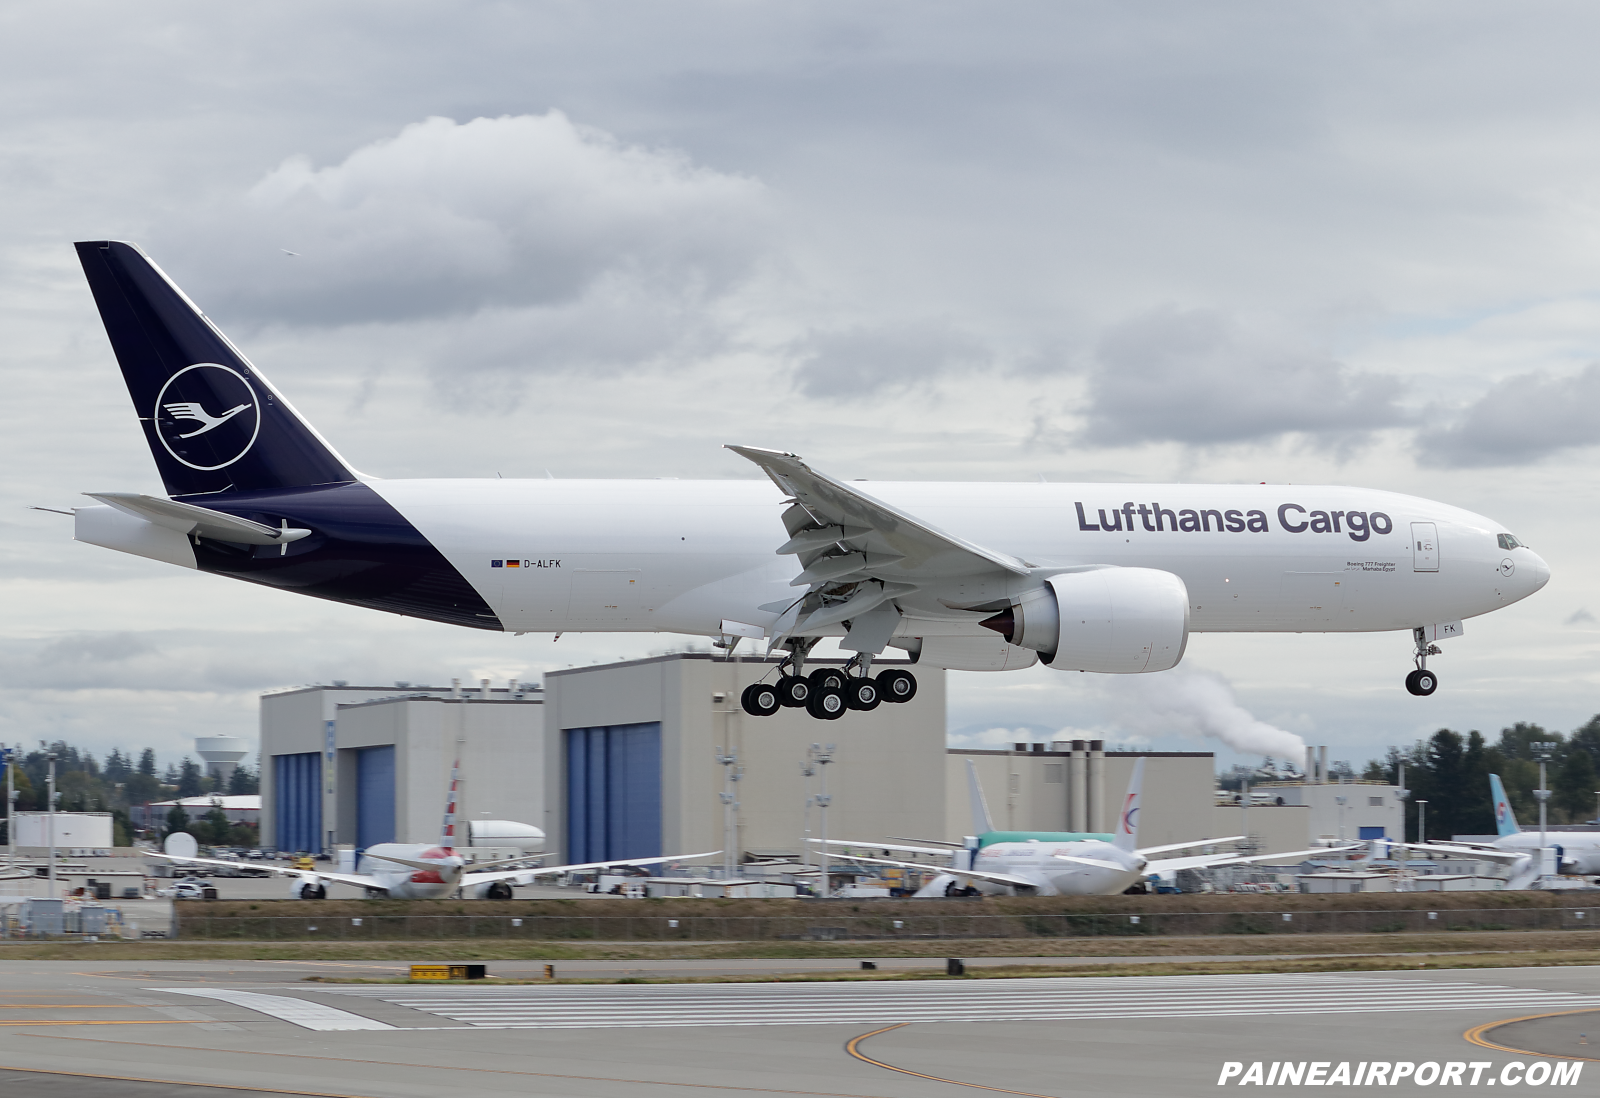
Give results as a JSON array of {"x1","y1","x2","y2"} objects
[
  {"x1": 74, "y1": 241, "x2": 356, "y2": 498},
  {"x1": 1113, "y1": 758, "x2": 1144, "y2": 853},
  {"x1": 1489, "y1": 773, "x2": 1521, "y2": 837}
]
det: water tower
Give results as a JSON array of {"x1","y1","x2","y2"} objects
[{"x1": 195, "y1": 736, "x2": 249, "y2": 784}]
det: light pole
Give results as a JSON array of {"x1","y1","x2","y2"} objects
[
  {"x1": 799, "y1": 756, "x2": 816, "y2": 895},
  {"x1": 715, "y1": 747, "x2": 742, "y2": 881},
  {"x1": 44, "y1": 744, "x2": 58, "y2": 894},
  {"x1": 1533, "y1": 741, "x2": 1558, "y2": 877},
  {"x1": 1, "y1": 749, "x2": 12, "y2": 870},
  {"x1": 811, "y1": 744, "x2": 834, "y2": 898}
]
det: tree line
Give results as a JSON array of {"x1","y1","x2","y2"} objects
[
  {"x1": 1358, "y1": 718, "x2": 1600, "y2": 841},
  {"x1": 1, "y1": 740, "x2": 259, "y2": 846}
]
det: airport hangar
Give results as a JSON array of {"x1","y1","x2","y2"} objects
[{"x1": 259, "y1": 653, "x2": 1402, "y2": 864}]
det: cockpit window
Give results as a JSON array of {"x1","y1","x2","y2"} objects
[{"x1": 1497, "y1": 533, "x2": 1524, "y2": 550}]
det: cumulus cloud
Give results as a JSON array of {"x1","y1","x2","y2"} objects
[
  {"x1": 1073, "y1": 307, "x2": 1408, "y2": 448},
  {"x1": 1415, "y1": 362, "x2": 1600, "y2": 468},
  {"x1": 150, "y1": 113, "x2": 771, "y2": 393},
  {"x1": 792, "y1": 323, "x2": 991, "y2": 398},
  {"x1": 1102, "y1": 663, "x2": 1305, "y2": 760}
]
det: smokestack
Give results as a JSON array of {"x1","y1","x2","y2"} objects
[
  {"x1": 1068, "y1": 740, "x2": 1087, "y2": 831},
  {"x1": 480, "y1": 678, "x2": 491, "y2": 700},
  {"x1": 1088, "y1": 740, "x2": 1105, "y2": 833},
  {"x1": 1319, "y1": 745, "x2": 1328, "y2": 784},
  {"x1": 1305, "y1": 746, "x2": 1316, "y2": 784}
]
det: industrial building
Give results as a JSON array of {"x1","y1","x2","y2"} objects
[
  {"x1": 131, "y1": 795, "x2": 260, "y2": 832},
  {"x1": 8, "y1": 811, "x2": 114, "y2": 850},
  {"x1": 259, "y1": 656, "x2": 1286, "y2": 869},
  {"x1": 260, "y1": 679, "x2": 543, "y2": 853}
]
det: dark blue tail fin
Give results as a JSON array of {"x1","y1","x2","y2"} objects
[{"x1": 75, "y1": 241, "x2": 355, "y2": 498}]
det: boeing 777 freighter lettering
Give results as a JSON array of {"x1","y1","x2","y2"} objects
[{"x1": 66, "y1": 241, "x2": 1549, "y2": 719}]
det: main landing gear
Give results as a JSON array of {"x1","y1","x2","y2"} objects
[
  {"x1": 739, "y1": 643, "x2": 917, "y2": 719},
  {"x1": 1406, "y1": 626, "x2": 1440, "y2": 696}
]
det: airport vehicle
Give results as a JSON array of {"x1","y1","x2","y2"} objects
[
  {"x1": 817, "y1": 760, "x2": 1353, "y2": 896},
  {"x1": 69, "y1": 241, "x2": 1550, "y2": 714},
  {"x1": 150, "y1": 762, "x2": 717, "y2": 899}
]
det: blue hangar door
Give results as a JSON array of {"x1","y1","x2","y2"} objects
[
  {"x1": 565, "y1": 723, "x2": 662, "y2": 864},
  {"x1": 357, "y1": 745, "x2": 396, "y2": 849},
  {"x1": 273, "y1": 752, "x2": 321, "y2": 854}
]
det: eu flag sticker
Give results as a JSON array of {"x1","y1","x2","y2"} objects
[{"x1": 491, "y1": 560, "x2": 503, "y2": 568}]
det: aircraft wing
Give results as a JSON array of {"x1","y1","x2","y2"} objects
[
  {"x1": 499, "y1": 850, "x2": 723, "y2": 882},
  {"x1": 1396, "y1": 842, "x2": 1530, "y2": 865},
  {"x1": 809, "y1": 838, "x2": 955, "y2": 859},
  {"x1": 725, "y1": 447, "x2": 1030, "y2": 600},
  {"x1": 146, "y1": 851, "x2": 377, "y2": 890},
  {"x1": 1142, "y1": 853, "x2": 1249, "y2": 874},
  {"x1": 1137, "y1": 836, "x2": 1247, "y2": 857},
  {"x1": 1050, "y1": 854, "x2": 1129, "y2": 872},
  {"x1": 830, "y1": 852, "x2": 1038, "y2": 889}
]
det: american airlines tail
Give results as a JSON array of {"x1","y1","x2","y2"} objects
[
  {"x1": 1489, "y1": 773, "x2": 1521, "y2": 837},
  {"x1": 439, "y1": 759, "x2": 462, "y2": 851},
  {"x1": 1113, "y1": 759, "x2": 1144, "y2": 852}
]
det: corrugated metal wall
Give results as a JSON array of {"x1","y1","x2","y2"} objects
[
  {"x1": 273, "y1": 751, "x2": 321, "y2": 853},
  {"x1": 565, "y1": 723, "x2": 661, "y2": 863},
  {"x1": 357, "y1": 744, "x2": 396, "y2": 849}
]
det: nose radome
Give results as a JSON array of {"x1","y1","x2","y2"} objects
[{"x1": 1526, "y1": 550, "x2": 1552, "y2": 591}]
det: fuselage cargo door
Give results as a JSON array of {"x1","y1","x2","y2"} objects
[{"x1": 1411, "y1": 522, "x2": 1439, "y2": 572}]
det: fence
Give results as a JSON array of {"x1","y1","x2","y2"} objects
[{"x1": 173, "y1": 907, "x2": 1600, "y2": 941}]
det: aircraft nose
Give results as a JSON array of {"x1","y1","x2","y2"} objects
[{"x1": 1525, "y1": 549, "x2": 1551, "y2": 592}]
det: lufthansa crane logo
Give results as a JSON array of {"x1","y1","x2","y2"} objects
[{"x1": 153, "y1": 363, "x2": 260, "y2": 471}]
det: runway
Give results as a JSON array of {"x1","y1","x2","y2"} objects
[{"x1": 0, "y1": 960, "x2": 1594, "y2": 1096}]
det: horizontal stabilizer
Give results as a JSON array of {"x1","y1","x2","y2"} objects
[
  {"x1": 1137, "y1": 835, "x2": 1247, "y2": 857},
  {"x1": 86, "y1": 492, "x2": 310, "y2": 546}
]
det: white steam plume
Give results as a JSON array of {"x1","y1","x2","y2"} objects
[{"x1": 1104, "y1": 665, "x2": 1304, "y2": 760}]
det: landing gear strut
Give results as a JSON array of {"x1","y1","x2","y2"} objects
[{"x1": 1406, "y1": 627, "x2": 1440, "y2": 696}]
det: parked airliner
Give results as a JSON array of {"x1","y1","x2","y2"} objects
[
  {"x1": 69, "y1": 241, "x2": 1549, "y2": 718},
  {"x1": 1406, "y1": 773, "x2": 1600, "y2": 878},
  {"x1": 151, "y1": 763, "x2": 717, "y2": 899},
  {"x1": 817, "y1": 760, "x2": 1349, "y2": 896}
]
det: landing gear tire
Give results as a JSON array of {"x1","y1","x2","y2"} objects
[
  {"x1": 1405, "y1": 669, "x2": 1438, "y2": 696},
  {"x1": 776, "y1": 675, "x2": 811, "y2": 708},
  {"x1": 807, "y1": 687, "x2": 847, "y2": 720},
  {"x1": 741, "y1": 682, "x2": 781, "y2": 716},
  {"x1": 808, "y1": 667, "x2": 846, "y2": 692},
  {"x1": 485, "y1": 881, "x2": 514, "y2": 900},
  {"x1": 845, "y1": 677, "x2": 881, "y2": 711},
  {"x1": 300, "y1": 883, "x2": 326, "y2": 900},
  {"x1": 877, "y1": 669, "x2": 917, "y2": 703}
]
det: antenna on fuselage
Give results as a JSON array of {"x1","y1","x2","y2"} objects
[{"x1": 966, "y1": 759, "x2": 995, "y2": 835}]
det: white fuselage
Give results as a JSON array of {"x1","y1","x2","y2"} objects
[
  {"x1": 1490, "y1": 832, "x2": 1600, "y2": 875},
  {"x1": 969, "y1": 840, "x2": 1145, "y2": 896},
  {"x1": 369, "y1": 478, "x2": 1549, "y2": 640}
]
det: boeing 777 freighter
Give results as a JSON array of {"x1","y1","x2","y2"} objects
[{"x1": 68, "y1": 241, "x2": 1549, "y2": 718}]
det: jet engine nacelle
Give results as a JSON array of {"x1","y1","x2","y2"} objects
[{"x1": 981, "y1": 567, "x2": 1190, "y2": 673}]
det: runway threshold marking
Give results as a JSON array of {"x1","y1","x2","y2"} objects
[
  {"x1": 1463, "y1": 1008, "x2": 1600, "y2": 1061},
  {"x1": 845, "y1": 1024, "x2": 1061, "y2": 1098},
  {"x1": 30, "y1": 1031, "x2": 910, "y2": 1098},
  {"x1": 0, "y1": 1062, "x2": 380, "y2": 1097}
]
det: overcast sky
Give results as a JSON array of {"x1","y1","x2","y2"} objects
[{"x1": 4, "y1": 3, "x2": 1600, "y2": 774}]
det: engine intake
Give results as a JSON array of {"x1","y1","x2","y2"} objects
[{"x1": 980, "y1": 568, "x2": 1190, "y2": 673}]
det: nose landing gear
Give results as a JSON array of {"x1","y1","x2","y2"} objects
[{"x1": 1406, "y1": 627, "x2": 1441, "y2": 696}]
